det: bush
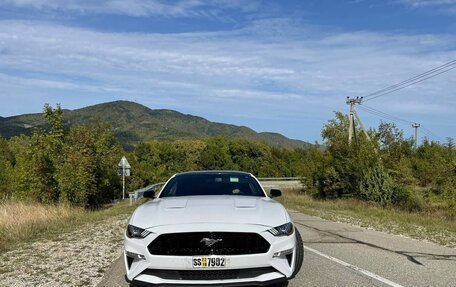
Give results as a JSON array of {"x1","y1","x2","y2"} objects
[
  {"x1": 316, "y1": 166, "x2": 347, "y2": 199},
  {"x1": 358, "y1": 162, "x2": 394, "y2": 206},
  {"x1": 392, "y1": 185, "x2": 426, "y2": 212}
]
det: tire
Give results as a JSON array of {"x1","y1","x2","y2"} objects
[
  {"x1": 269, "y1": 281, "x2": 289, "y2": 287},
  {"x1": 291, "y1": 228, "x2": 304, "y2": 278}
]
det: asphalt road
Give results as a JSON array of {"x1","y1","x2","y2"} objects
[{"x1": 98, "y1": 210, "x2": 456, "y2": 287}]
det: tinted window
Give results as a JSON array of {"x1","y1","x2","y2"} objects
[{"x1": 159, "y1": 173, "x2": 265, "y2": 198}]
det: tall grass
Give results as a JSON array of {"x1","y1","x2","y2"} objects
[
  {"x1": 278, "y1": 190, "x2": 456, "y2": 247},
  {"x1": 0, "y1": 200, "x2": 139, "y2": 252},
  {"x1": 0, "y1": 201, "x2": 81, "y2": 251}
]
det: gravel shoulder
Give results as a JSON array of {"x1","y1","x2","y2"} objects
[{"x1": 0, "y1": 214, "x2": 129, "y2": 287}]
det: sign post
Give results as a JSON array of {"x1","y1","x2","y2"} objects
[{"x1": 118, "y1": 156, "x2": 131, "y2": 200}]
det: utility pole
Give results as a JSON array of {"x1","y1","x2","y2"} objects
[
  {"x1": 123, "y1": 163, "x2": 125, "y2": 200},
  {"x1": 412, "y1": 123, "x2": 420, "y2": 149},
  {"x1": 118, "y1": 156, "x2": 131, "y2": 200},
  {"x1": 346, "y1": 96, "x2": 370, "y2": 144}
]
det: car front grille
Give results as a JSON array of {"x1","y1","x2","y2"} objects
[
  {"x1": 148, "y1": 232, "x2": 270, "y2": 256},
  {"x1": 141, "y1": 267, "x2": 277, "y2": 280}
]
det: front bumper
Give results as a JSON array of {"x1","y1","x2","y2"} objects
[{"x1": 124, "y1": 223, "x2": 297, "y2": 286}]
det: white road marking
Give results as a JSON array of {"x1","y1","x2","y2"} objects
[{"x1": 304, "y1": 245, "x2": 405, "y2": 287}]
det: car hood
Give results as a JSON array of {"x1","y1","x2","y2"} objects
[{"x1": 130, "y1": 195, "x2": 289, "y2": 229}]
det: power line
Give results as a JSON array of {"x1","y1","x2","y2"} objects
[
  {"x1": 357, "y1": 106, "x2": 404, "y2": 124},
  {"x1": 363, "y1": 63, "x2": 456, "y2": 102},
  {"x1": 420, "y1": 125, "x2": 443, "y2": 141},
  {"x1": 358, "y1": 104, "x2": 415, "y2": 125},
  {"x1": 357, "y1": 105, "x2": 443, "y2": 142},
  {"x1": 364, "y1": 59, "x2": 456, "y2": 100},
  {"x1": 344, "y1": 60, "x2": 454, "y2": 143}
]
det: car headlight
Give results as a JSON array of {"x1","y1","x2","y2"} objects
[
  {"x1": 126, "y1": 224, "x2": 151, "y2": 238},
  {"x1": 267, "y1": 222, "x2": 294, "y2": 236}
]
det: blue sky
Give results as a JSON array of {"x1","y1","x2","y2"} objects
[{"x1": 0, "y1": 0, "x2": 455, "y2": 143}]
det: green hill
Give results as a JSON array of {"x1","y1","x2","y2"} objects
[{"x1": 0, "y1": 101, "x2": 310, "y2": 149}]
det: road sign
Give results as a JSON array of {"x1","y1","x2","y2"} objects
[
  {"x1": 118, "y1": 156, "x2": 131, "y2": 177},
  {"x1": 118, "y1": 156, "x2": 131, "y2": 169},
  {"x1": 117, "y1": 169, "x2": 131, "y2": 176}
]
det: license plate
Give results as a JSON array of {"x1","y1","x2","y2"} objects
[{"x1": 192, "y1": 256, "x2": 226, "y2": 268}]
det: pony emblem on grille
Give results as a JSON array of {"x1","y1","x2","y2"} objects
[{"x1": 200, "y1": 238, "x2": 223, "y2": 247}]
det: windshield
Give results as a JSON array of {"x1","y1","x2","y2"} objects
[{"x1": 159, "y1": 173, "x2": 265, "y2": 198}]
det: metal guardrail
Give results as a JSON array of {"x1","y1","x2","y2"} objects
[
  {"x1": 257, "y1": 177, "x2": 301, "y2": 181},
  {"x1": 128, "y1": 182, "x2": 165, "y2": 205}
]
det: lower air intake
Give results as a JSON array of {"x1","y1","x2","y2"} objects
[{"x1": 141, "y1": 267, "x2": 277, "y2": 280}]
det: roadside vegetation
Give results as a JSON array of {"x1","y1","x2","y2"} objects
[
  {"x1": 278, "y1": 190, "x2": 456, "y2": 247},
  {"x1": 0, "y1": 104, "x2": 454, "y2": 249}
]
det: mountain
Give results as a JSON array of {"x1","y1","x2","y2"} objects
[{"x1": 0, "y1": 101, "x2": 310, "y2": 149}]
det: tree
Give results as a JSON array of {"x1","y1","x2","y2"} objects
[
  {"x1": 8, "y1": 105, "x2": 66, "y2": 203},
  {"x1": 56, "y1": 122, "x2": 122, "y2": 207},
  {"x1": 11, "y1": 132, "x2": 59, "y2": 203},
  {"x1": 318, "y1": 112, "x2": 397, "y2": 203},
  {"x1": 199, "y1": 137, "x2": 234, "y2": 170},
  {"x1": 0, "y1": 136, "x2": 14, "y2": 199},
  {"x1": 43, "y1": 103, "x2": 64, "y2": 145},
  {"x1": 6, "y1": 104, "x2": 123, "y2": 208}
]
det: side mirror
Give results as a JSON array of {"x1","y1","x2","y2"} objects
[
  {"x1": 143, "y1": 190, "x2": 155, "y2": 199},
  {"x1": 270, "y1": 189, "x2": 282, "y2": 198}
]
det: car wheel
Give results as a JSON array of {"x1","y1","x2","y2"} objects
[
  {"x1": 267, "y1": 281, "x2": 288, "y2": 287},
  {"x1": 269, "y1": 281, "x2": 289, "y2": 287},
  {"x1": 291, "y1": 228, "x2": 304, "y2": 278}
]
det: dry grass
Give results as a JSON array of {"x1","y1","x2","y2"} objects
[
  {"x1": 0, "y1": 201, "x2": 82, "y2": 251},
  {"x1": 278, "y1": 190, "x2": 456, "y2": 247},
  {"x1": 0, "y1": 200, "x2": 140, "y2": 252},
  {"x1": 0, "y1": 201, "x2": 82, "y2": 230}
]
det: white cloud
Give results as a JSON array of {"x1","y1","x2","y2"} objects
[
  {"x1": 0, "y1": 19, "x2": 455, "y2": 141},
  {"x1": 393, "y1": 0, "x2": 456, "y2": 14},
  {"x1": 214, "y1": 89, "x2": 302, "y2": 100},
  {"x1": 396, "y1": 0, "x2": 456, "y2": 7}
]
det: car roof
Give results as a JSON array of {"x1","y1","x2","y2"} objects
[{"x1": 174, "y1": 170, "x2": 253, "y2": 177}]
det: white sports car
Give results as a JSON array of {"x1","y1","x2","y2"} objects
[{"x1": 124, "y1": 171, "x2": 303, "y2": 286}]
